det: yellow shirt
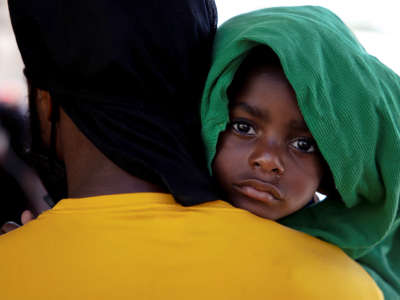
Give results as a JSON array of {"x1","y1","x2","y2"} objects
[{"x1": 0, "y1": 193, "x2": 382, "y2": 299}]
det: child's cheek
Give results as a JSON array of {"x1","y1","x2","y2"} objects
[{"x1": 213, "y1": 133, "x2": 240, "y2": 187}]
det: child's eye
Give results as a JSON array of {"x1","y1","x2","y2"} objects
[
  {"x1": 290, "y1": 138, "x2": 317, "y2": 153},
  {"x1": 231, "y1": 120, "x2": 256, "y2": 136}
]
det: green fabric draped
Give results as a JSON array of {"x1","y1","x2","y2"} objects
[{"x1": 201, "y1": 6, "x2": 400, "y2": 299}]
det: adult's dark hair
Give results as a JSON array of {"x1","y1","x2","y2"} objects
[{"x1": 9, "y1": 0, "x2": 218, "y2": 205}]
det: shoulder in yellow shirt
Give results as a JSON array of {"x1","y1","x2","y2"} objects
[{"x1": 0, "y1": 193, "x2": 383, "y2": 299}]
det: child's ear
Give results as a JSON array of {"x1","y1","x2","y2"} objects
[
  {"x1": 316, "y1": 159, "x2": 336, "y2": 197},
  {"x1": 316, "y1": 183, "x2": 329, "y2": 197},
  {"x1": 312, "y1": 193, "x2": 320, "y2": 204},
  {"x1": 316, "y1": 178, "x2": 332, "y2": 200},
  {"x1": 317, "y1": 175, "x2": 341, "y2": 201}
]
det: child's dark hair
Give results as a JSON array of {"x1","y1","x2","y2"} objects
[
  {"x1": 227, "y1": 45, "x2": 338, "y2": 199},
  {"x1": 227, "y1": 46, "x2": 281, "y2": 103}
]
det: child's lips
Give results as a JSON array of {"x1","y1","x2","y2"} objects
[{"x1": 233, "y1": 179, "x2": 283, "y2": 204}]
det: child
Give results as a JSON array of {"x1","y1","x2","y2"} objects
[
  {"x1": 212, "y1": 46, "x2": 328, "y2": 220},
  {"x1": 201, "y1": 6, "x2": 400, "y2": 299}
]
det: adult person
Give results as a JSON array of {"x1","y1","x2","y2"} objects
[{"x1": 0, "y1": 1, "x2": 383, "y2": 299}]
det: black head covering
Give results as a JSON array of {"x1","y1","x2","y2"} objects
[{"x1": 9, "y1": 0, "x2": 218, "y2": 205}]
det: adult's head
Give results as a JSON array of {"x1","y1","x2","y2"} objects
[{"x1": 9, "y1": 0, "x2": 218, "y2": 204}]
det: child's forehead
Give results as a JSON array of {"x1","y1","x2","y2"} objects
[
  {"x1": 236, "y1": 67, "x2": 295, "y2": 104},
  {"x1": 235, "y1": 64, "x2": 290, "y2": 98},
  {"x1": 228, "y1": 46, "x2": 284, "y2": 98},
  {"x1": 231, "y1": 70, "x2": 310, "y2": 130},
  {"x1": 248, "y1": 66, "x2": 289, "y2": 85}
]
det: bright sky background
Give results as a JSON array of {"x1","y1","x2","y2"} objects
[
  {"x1": 215, "y1": 0, "x2": 400, "y2": 73},
  {"x1": 1, "y1": 0, "x2": 399, "y2": 108}
]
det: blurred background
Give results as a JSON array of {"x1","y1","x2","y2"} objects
[
  {"x1": 0, "y1": 1, "x2": 49, "y2": 226},
  {"x1": 0, "y1": 0, "x2": 25, "y2": 110},
  {"x1": 1, "y1": 0, "x2": 400, "y2": 112},
  {"x1": 216, "y1": 1, "x2": 400, "y2": 71}
]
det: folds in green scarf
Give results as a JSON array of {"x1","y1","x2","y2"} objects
[{"x1": 201, "y1": 6, "x2": 400, "y2": 299}]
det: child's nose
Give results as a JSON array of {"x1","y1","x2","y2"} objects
[{"x1": 248, "y1": 142, "x2": 285, "y2": 176}]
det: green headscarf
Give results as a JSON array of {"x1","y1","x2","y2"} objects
[{"x1": 201, "y1": 6, "x2": 400, "y2": 299}]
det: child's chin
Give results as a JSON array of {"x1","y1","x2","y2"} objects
[{"x1": 231, "y1": 197, "x2": 284, "y2": 221}]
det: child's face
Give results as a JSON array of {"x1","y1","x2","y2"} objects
[{"x1": 213, "y1": 68, "x2": 324, "y2": 220}]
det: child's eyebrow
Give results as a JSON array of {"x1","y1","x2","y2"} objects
[
  {"x1": 233, "y1": 102, "x2": 268, "y2": 120},
  {"x1": 232, "y1": 102, "x2": 310, "y2": 132}
]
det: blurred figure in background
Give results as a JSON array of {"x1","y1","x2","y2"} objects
[{"x1": 0, "y1": 94, "x2": 48, "y2": 233}]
